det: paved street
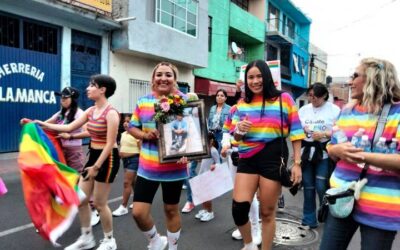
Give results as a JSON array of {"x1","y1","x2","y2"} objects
[{"x1": 0, "y1": 154, "x2": 399, "y2": 249}]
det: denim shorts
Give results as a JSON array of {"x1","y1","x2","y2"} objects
[{"x1": 122, "y1": 155, "x2": 139, "y2": 172}]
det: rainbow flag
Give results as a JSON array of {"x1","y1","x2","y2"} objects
[{"x1": 18, "y1": 123, "x2": 82, "y2": 246}]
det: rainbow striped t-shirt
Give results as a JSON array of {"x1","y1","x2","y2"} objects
[
  {"x1": 330, "y1": 103, "x2": 400, "y2": 231},
  {"x1": 129, "y1": 92, "x2": 188, "y2": 182},
  {"x1": 231, "y1": 92, "x2": 305, "y2": 158}
]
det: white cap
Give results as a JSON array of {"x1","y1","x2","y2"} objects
[
  {"x1": 358, "y1": 128, "x2": 365, "y2": 132},
  {"x1": 361, "y1": 135, "x2": 369, "y2": 141},
  {"x1": 379, "y1": 137, "x2": 386, "y2": 142},
  {"x1": 332, "y1": 126, "x2": 339, "y2": 131}
]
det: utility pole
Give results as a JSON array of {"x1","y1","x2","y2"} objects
[{"x1": 309, "y1": 54, "x2": 315, "y2": 86}]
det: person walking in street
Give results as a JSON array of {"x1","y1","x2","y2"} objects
[
  {"x1": 298, "y1": 83, "x2": 340, "y2": 229},
  {"x1": 21, "y1": 87, "x2": 86, "y2": 173},
  {"x1": 221, "y1": 104, "x2": 262, "y2": 245},
  {"x1": 320, "y1": 58, "x2": 400, "y2": 250},
  {"x1": 112, "y1": 114, "x2": 140, "y2": 217},
  {"x1": 208, "y1": 89, "x2": 231, "y2": 152},
  {"x1": 231, "y1": 60, "x2": 304, "y2": 250},
  {"x1": 36, "y1": 74, "x2": 120, "y2": 250},
  {"x1": 128, "y1": 62, "x2": 188, "y2": 250},
  {"x1": 193, "y1": 132, "x2": 220, "y2": 222}
]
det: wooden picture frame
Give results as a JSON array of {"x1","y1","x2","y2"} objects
[{"x1": 157, "y1": 100, "x2": 210, "y2": 163}]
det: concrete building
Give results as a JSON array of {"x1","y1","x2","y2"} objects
[
  {"x1": 0, "y1": 0, "x2": 119, "y2": 152},
  {"x1": 193, "y1": 0, "x2": 265, "y2": 107},
  {"x1": 111, "y1": 0, "x2": 209, "y2": 114},
  {"x1": 265, "y1": 0, "x2": 311, "y2": 98},
  {"x1": 297, "y1": 43, "x2": 328, "y2": 107}
]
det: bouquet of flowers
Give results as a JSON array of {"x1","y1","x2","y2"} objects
[{"x1": 154, "y1": 94, "x2": 187, "y2": 124}]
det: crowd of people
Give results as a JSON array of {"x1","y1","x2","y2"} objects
[{"x1": 22, "y1": 57, "x2": 399, "y2": 250}]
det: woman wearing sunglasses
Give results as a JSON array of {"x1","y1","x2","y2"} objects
[{"x1": 320, "y1": 58, "x2": 400, "y2": 250}]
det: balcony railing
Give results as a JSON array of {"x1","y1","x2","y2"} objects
[{"x1": 266, "y1": 18, "x2": 309, "y2": 49}]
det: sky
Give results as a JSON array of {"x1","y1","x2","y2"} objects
[{"x1": 290, "y1": 0, "x2": 400, "y2": 77}]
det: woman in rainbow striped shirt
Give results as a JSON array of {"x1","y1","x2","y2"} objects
[
  {"x1": 231, "y1": 60, "x2": 305, "y2": 250},
  {"x1": 320, "y1": 58, "x2": 400, "y2": 249},
  {"x1": 128, "y1": 62, "x2": 188, "y2": 250}
]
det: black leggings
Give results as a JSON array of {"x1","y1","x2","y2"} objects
[{"x1": 133, "y1": 176, "x2": 184, "y2": 205}]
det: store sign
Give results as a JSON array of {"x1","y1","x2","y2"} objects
[
  {"x1": 0, "y1": 63, "x2": 56, "y2": 104},
  {"x1": 75, "y1": 0, "x2": 112, "y2": 13}
]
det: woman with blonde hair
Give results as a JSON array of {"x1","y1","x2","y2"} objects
[
  {"x1": 128, "y1": 62, "x2": 188, "y2": 250},
  {"x1": 320, "y1": 57, "x2": 400, "y2": 250}
]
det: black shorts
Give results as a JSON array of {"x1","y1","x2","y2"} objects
[
  {"x1": 237, "y1": 138, "x2": 288, "y2": 181},
  {"x1": 84, "y1": 148, "x2": 120, "y2": 183},
  {"x1": 133, "y1": 176, "x2": 184, "y2": 205}
]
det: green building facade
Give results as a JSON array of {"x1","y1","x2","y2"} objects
[{"x1": 194, "y1": 0, "x2": 265, "y2": 91}]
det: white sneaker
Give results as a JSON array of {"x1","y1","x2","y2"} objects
[
  {"x1": 195, "y1": 209, "x2": 207, "y2": 219},
  {"x1": 147, "y1": 235, "x2": 168, "y2": 250},
  {"x1": 91, "y1": 210, "x2": 100, "y2": 227},
  {"x1": 181, "y1": 202, "x2": 195, "y2": 213},
  {"x1": 251, "y1": 226, "x2": 262, "y2": 246},
  {"x1": 64, "y1": 233, "x2": 96, "y2": 250},
  {"x1": 112, "y1": 205, "x2": 128, "y2": 217},
  {"x1": 96, "y1": 237, "x2": 117, "y2": 250},
  {"x1": 241, "y1": 243, "x2": 259, "y2": 250},
  {"x1": 200, "y1": 211, "x2": 214, "y2": 222},
  {"x1": 231, "y1": 228, "x2": 242, "y2": 240}
]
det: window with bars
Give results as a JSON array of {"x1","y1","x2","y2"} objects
[
  {"x1": 231, "y1": 0, "x2": 249, "y2": 11},
  {"x1": 155, "y1": 0, "x2": 198, "y2": 37},
  {"x1": 23, "y1": 21, "x2": 58, "y2": 54},
  {"x1": 129, "y1": 79, "x2": 152, "y2": 111},
  {"x1": 0, "y1": 14, "x2": 19, "y2": 48}
]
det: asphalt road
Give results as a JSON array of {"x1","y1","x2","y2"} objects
[{"x1": 0, "y1": 159, "x2": 399, "y2": 250}]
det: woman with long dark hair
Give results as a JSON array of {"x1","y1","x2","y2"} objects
[
  {"x1": 21, "y1": 87, "x2": 85, "y2": 173},
  {"x1": 232, "y1": 60, "x2": 304, "y2": 250},
  {"x1": 208, "y1": 89, "x2": 231, "y2": 151}
]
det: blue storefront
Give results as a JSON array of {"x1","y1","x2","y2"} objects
[
  {"x1": 0, "y1": 0, "x2": 120, "y2": 152},
  {"x1": 0, "y1": 12, "x2": 61, "y2": 152}
]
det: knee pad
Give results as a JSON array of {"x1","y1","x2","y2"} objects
[{"x1": 232, "y1": 200, "x2": 251, "y2": 226}]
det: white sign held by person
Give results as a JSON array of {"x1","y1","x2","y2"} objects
[{"x1": 189, "y1": 162, "x2": 233, "y2": 206}]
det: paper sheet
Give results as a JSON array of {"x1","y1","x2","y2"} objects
[{"x1": 189, "y1": 162, "x2": 234, "y2": 206}]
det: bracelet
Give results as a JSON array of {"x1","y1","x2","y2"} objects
[{"x1": 234, "y1": 125, "x2": 247, "y2": 136}]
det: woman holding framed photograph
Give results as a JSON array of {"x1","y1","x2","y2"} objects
[{"x1": 128, "y1": 62, "x2": 188, "y2": 250}]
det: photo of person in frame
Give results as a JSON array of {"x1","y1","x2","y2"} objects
[{"x1": 170, "y1": 114, "x2": 188, "y2": 153}]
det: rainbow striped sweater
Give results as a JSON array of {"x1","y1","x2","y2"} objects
[
  {"x1": 331, "y1": 103, "x2": 400, "y2": 230},
  {"x1": 231, "y1": 92, "x2": 305, "y2": 158},
  {"x1": 129, "y1": 92, "x2": 188, "y2": 182}
]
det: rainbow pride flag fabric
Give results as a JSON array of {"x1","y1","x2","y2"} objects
[{"x1": 18, "y1": 123, "x2": 82, "y2": 246}]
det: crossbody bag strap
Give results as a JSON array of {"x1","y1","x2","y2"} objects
[
  {"x1": 359, "y1": 103, "x2": 391, "y2": 180},
  {"x1": 279, "y1": 94, "x2": 284, "y2": 157}
]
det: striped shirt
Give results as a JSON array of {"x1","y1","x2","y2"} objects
[
  {"x1": 330, "y1": 103, "x2": 400, "y2": 231},
  {"x1": 231, "y1": 92, "x2": 305, "y2": 158},
  {"x1": 87, "y1": 105, "x2": 117, "y2": 148},
  {"x1": 129, "y1": 92, "x2": 188, "y2": 182}
]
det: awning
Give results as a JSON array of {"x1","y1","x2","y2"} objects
[{"x1": 195, "y1": 78, "x2": 237, "y2": 97}]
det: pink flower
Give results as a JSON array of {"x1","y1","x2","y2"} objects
[{"x1": 160, "y1": 102, "x2": 170, "y2": 112}]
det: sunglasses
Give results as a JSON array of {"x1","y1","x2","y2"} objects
[{"x1": 350, "y1": 72, "x2": 365, "y2": 80}]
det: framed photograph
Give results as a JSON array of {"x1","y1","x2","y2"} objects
[{"x1": 157, "y1": 100, "x2": 210, "y2": 163}]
